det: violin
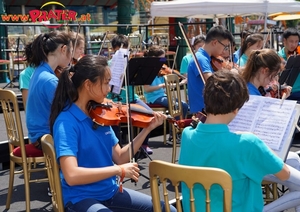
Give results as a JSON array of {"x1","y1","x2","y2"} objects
[
  {"x1": 89, "y1": 101, "x2": 155, "y2": 128},
  {"x1": 211, "y1": 56, "x2": 237, "y2": 72},
  {"x1": 190, "y1": 111, "x2": 207, "y2": 129},
  {"x1": 267, "y1": 84, "x2": 288, "y2": 99},
  {"x1": 159, "y1": 64, "x2": 187, "y2": 79}
]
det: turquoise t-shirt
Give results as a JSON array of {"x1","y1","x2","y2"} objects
[
  {"x1": 19, "y1": 66, "x2": 35, "y2": 90},
  {"x1": 179, "y1": 123, "x2": 283, "y2": 212},
  {"x1": 180, "y1": 54, "x2": 192, "y2": 75},
  {"x1": 237, "y1": 53, "x2": 248, "y2": 67},
  {"x1": 143, "y1": 76, "x2": 166, "y2": 103}
]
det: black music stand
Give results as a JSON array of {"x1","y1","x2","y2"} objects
[
  {"x1": 123, "y1": 57, "x2": 166, "y2": 182},
  {"x1": 279, "y1": 55, "x2": 300, "y2": 87}
]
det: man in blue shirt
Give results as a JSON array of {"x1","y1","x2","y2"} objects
[{"x1": 187, "y1": 26, "x2": 233, "y2": 113}]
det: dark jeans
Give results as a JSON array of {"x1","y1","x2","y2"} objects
[{"x1": 65, "y1": 188, "x2": 176, "y2": 212}]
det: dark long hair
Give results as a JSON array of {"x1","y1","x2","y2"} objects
[
  {"x1": 240, "y1": 33, "x2": 263, "y2": 57},
  {"x1": 25, "y1": 31, "x2": 71, "y2": 67},
  {"x1": 49, "y1": 55, "x2": 109, "y2": 132}
]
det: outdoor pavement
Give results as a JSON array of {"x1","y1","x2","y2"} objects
[{"x1": 0, "y1": 81, "x2": 300, "y2": 211}]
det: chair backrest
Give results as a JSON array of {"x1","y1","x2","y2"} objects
[
  {"x1": 41, "y1": 134, "x2": 64, "y2": 212},
  {"x1": 0, "y1": 89, "x2": 26, "y2": 153},
  {"x1": 152, "y1": 33, "x2": 170, "y2": 51},
  {"x1": 135, "y1": 85, "x2": 146, "y2": 102},
  {"x1": 163, "y1": 74, "x2": 183, "y2": 119},
  {"x1": 149, "y1": 160, "x2": 232, "y2": 212}
]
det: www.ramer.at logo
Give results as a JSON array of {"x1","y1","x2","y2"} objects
[{"x1": 1, "y1": 1, "x2": 91, "y2": 28}]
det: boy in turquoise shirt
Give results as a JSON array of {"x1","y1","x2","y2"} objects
[{"x1": 179, "y1": 70, "x2": 290, "y2": 212}]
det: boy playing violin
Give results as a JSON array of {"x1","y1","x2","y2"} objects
[
  {"x1": 278, "y1": 28, "x2": 300, "y2": 101},
  {"x1": 187, "y1": 25, "x2": 233, "y2": 114}
]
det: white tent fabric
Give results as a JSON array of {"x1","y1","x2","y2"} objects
[{"x1": 150, "y1": 0, "x2": 300, "y2": 19}]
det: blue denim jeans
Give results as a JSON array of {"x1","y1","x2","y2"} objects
[
  {"x1": 153, "y1": 96, "x2": 188, "y2": 119},
  {"x1": 263, "y1": 151, "x2": 300, "y2": 212},
  {"x1": 64, "y1": 188, "x2": 176, "y2": 212}
]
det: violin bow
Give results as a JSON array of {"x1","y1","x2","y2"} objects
[
  {"x1": 178, "y1": 22, "x2": 206, "y2": 85},
  {"x1": 98, "y1": 31, "x2": 109, "y2": 56}
]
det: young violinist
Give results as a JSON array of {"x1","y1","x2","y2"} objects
[
  {"x1": 49, "y1": 54, "x2": 175, "y2": 212},
  {"x1": 236, "y1": 33, "x2": 263, "y2": 67},
  {"x1": 233, "y1": 30, "x2": 251, "y2": 63},
  {"x1": 143, "y1": 45, "x2": 189, "y2": 144},
  {"x1": 187, "y1": 25, "x2": 233, "y2": 114},
  {"x1": 242, "y1": 49, "x2": 300, "y2": 212},
  {"x1": 106, "y1": 34, "x2": 155, "y2": 154},
  {"x1": 278, "y1": 28, "x2": 300, "y2": 101},
  {"x1": 25, "y1": 31, "x2": 73, "y2": 150}
]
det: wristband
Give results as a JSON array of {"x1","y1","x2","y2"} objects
[{"x1": 118, "y1": 165, "x2": 125, "y2": 193}]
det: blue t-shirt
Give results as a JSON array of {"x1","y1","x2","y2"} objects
[
  {"x1": 187, "y1": 48, "x2": 213, "y2": 113},
  {"x1": 247, "y1": 82, "x2": 261, "y2": 96},
  {"x1": 26, "y1": 62, "x2": 58, "y2": 143},
  {"x1": 144, "y1": 76, "x2": 166, "y2": 103},
  {"x1": 53, "y1": 103, "x2": 119, "y2": 206},
  {"x1": 233, "y1": 48, "x2": 240, "y2": 64},
  {"x1": 237, "y1": 53, "x2": 248, "y2": 67},
  {"x1": 179, "y1": 123, "x2": 283, "y2": 212}
]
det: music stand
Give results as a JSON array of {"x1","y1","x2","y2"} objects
[
  {"x1": 279, "y1": 55, "x2": 300, "y2": 87},
  {"x1": 123, "y1": 57, "x2": 166, "y2": 182}
]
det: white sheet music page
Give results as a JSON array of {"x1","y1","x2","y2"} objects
[
  {"x1": 228, "y1": 95, "x2": 297, "y2": 159},
  {"x1": 109, "y1": 48, "x2": 129, "y2": 94}
]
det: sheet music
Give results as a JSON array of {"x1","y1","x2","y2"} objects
[
  {"x1": 228, "y1": 95, "x2": 298, "y2": 160},
  {"x1": 109, "y1": 48, "x2": 129, "y2": 94}
]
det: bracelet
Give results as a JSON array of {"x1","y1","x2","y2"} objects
[{"x1": 118, "y1": 165, "x2": 125, "y2": 193}]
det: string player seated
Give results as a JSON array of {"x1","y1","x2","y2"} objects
[
  {"x1": 50, "y1": 54, "x2": 175, "y2": 212},
  {"x1": 143, "y1": 45, "x2": 189, "y2": 144},
  {"x1": 106, "y1": 34, "x2": 154, "y2": 155}
]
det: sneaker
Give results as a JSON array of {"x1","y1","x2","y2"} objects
[
  {"x1": 142, "y1": 145, "x2": 153, "y2": 155},
  {"x1": 167, "y1": 134, "x2": 181, "y2": 145},
  {"x1": 47, "y1": 187, "x2": 52, "y2": 197}
]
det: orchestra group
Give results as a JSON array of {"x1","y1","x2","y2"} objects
[{"x1": 17, "y1": 25, "x2": 300, "y2": 212}]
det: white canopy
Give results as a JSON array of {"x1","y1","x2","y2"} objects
[{"x1": 150, "y1": 0, "x2": 300, "y2": 19}]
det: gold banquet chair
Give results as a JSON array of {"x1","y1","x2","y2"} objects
[
  {"x1": 149, "y1": 160, "x2": 232, "y2": 212},
  {"x1": 41, "y1": 134, "x2": 64, "y2": 212},
  {"x1": 0, "y1": 89, "x2": 48, "y2": 212},
  {"x1": 164, "y1": 74, "x2": 191, "y2": 163}
]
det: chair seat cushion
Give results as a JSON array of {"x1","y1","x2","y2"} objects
[
  {"x1": 0, "y1": 59, "x2": 10, "y2": 63},
  {"x1": 13, "y1": 143, "x2": 44, "y2": 157}
]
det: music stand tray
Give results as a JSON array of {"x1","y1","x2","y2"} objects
[
  {"x1": 279, "y1": 55, "x2": 300, "y2": 86},
  {"x1": 125, "y1": 57, "x2": 167, "y2": 86}
]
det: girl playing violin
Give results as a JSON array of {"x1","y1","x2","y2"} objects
[
  {"x1": 237, "y1": 33, "x2": 263, "y2": 67},
  {"x1": 242, "y1": 49, "x2": 300, "y2": 212},
  {"x1": 25, "y1": 31, "x2": 73, "y2": 150},
  {"x1": 143, "y1": 45, "x2": 189, "y2": 143},
  {"x1": 49, "y1": 55, "x2": 175, "y2": 212}
]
